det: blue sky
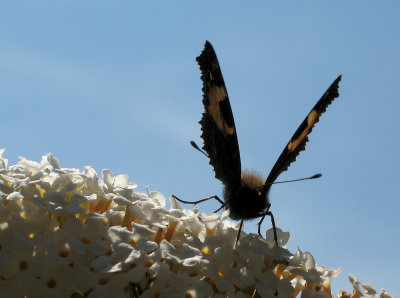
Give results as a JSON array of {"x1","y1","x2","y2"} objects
[{"x1": 1, "y1": 1, "x2": 399, "y2": 295}]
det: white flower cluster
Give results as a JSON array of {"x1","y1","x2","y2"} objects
[{"x1": 0, "y1": 150, "x2": 394, "y2": 297}]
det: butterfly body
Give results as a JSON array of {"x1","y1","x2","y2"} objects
[
  {"x1": 194, "y1": 41, "x2": 341, "y2": 242},
  {"x1": 224, "y1": 173, "x2": 268, "y2": 220}
]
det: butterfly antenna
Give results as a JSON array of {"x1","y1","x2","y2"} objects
[
  {"x1": 190, "y1": 141, "x2": 209, "y2": 158},
  {"x1": 267, "y1": 173, "x2": 322, "y2": 186}
]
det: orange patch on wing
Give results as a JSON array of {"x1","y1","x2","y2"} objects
[
  {"x1": 288, "y1": 110, "x2": 319, "y2": 151},
  {"x1": 207, "y1": 86, "x2": 235, "y2": 136}
]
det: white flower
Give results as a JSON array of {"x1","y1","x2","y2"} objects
[
  {"x1": 0, "y1": 230, "x2": 34, "y2": 280},
  {"x1": 0, "y1": 151, "x2": 393, "y2": 297},
  {"x1": 301, "y1": 288, "x2": 331, "y2": 298},
  {"x1": 379, "y1": 289, "x2": 395, "y2": 298},
  {"x1": 0, "y1": 148, "x2": 8, "y2": 170},
  {"x1": 46, "y1": 152, "x2": 60, "y2": 169},
  {"x1": 348, "y1": 274, "x2": 377, "y2": 297},
  {"x1": 265, "y1": 227, "x2": 290, "y2": 246},
  {"x1": 277, "y1": 280, "x2": 296, "y2": 297},
  {"x1": 102, "y1": 169, "x2": 137, "y2": 194},
  {"x1": 81, "y1": 166, "x2": 100, "y2": 195},
  {"x1": 320, "y1": 266, "x2": 343, "y2": 292},
  {"x1": 6, "y1": 191, "x2": 25, "y2": 201},
  {"x1": 146, "y1": 187, "x2": 166, "y2": 207},
  {"x1": 9, "y1": 156, "x2": 42, "y2": 176}
]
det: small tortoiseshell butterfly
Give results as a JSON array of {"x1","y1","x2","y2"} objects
[{"x1": 175, "y1": 41, "x2": 341, "y2": 245}]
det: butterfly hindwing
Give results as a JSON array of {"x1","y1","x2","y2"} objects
[
  {"x1": 264, "y1": 75, "x2": 342, "y2": 189},
  {"x1": 196, "y1": 41, "x2": 241, "y2": 187}
]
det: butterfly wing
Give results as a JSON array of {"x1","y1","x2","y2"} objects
[
  {"x1": 263, "y1": 75, "x2": 342, "y2": 192},
  {"x1": 196, "y1": 41, "x2": 241, "y2": 187}
]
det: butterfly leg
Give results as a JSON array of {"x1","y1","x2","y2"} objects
[
  {"x1": 236, "y1": 217, "x2": 244, "y2": 244},
  {"x1": 257, "y1": 208, "x2": 278, "y2": 245},
  {"x1": 171, "y1": 194, "x2": 224, "y2": 205},
  {"x1": 213, "y1": 200, "x2": 229, "y2": 213},
  {"x1": 257, "y1": 215, "x2": 266, "y2": 237}
]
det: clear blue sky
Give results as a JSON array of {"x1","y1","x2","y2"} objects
[{"x1": 1, "y1": 1, "x2": 399, "y2": 295}]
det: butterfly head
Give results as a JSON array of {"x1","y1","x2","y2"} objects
[{"x1": 223, "y1": 170, "x2": 270, "y2": 220}]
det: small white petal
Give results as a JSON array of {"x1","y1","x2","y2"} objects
[
  {"x1": 380, "y1": 289, "x2": 395, "y2": 298},
  {"x1": 102, "y1": 169, "x2": 114, "y2": 190},
  {"x1": 0, "y1": 148, "x2": 8, "y2": 170},
  {"x1": 169, "y1": 195, "x2": 182, "y2": 210},
  {"x1": 148, "y1": 190, "x2": 166, "y2": 207},
  {"x1": 277, "y1": 280, "x2": 295, "y2": 297},
  {"x1": 46, "y1": 153, "x2": 60, "y2": 169},
  {"x1": 6, "y1": 191, "x2": 24, "y2": 201}
]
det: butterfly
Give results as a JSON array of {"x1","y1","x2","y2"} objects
[{"x1": 175, "y1": 41, "x2": 341, "y2": 245}]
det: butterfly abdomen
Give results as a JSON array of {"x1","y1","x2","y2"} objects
[{"x1": 223, "y1": 171, "x2": 269, "y2": 220}]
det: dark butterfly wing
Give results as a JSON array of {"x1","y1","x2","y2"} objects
[
  {"x1": 263, "y1": 75, "x2": 342, "y2": 193},
  {"x1": 196, "y1": 41, "x2": 241, "y2": 187}
]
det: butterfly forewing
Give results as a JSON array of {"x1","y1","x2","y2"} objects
[
  {"x1": 196, "y1": 41, "x2": 242, "y2": 188},
  {"x1": 193, "y1": 41, "x2": 342, "y2": 244},
  {"x1": 263, "y1": 75, "x2": 342, "y2": 192}
]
